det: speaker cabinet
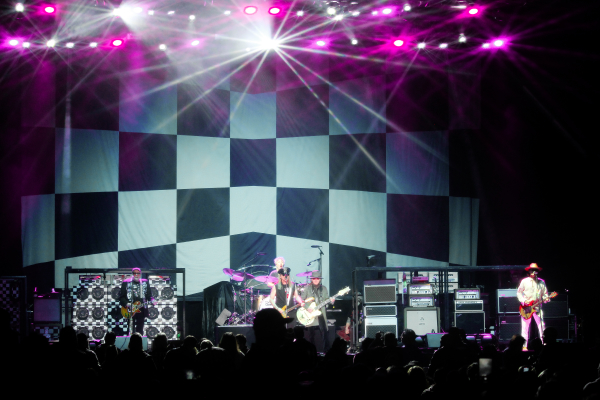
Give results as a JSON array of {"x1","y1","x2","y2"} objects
[
  {"x1": 497, "y1": 289, "x2": 520, "y2": 313},
  {"x1": 364, "y1": 280, "x2": 397, "y2": 304},
  {"x1": 544, "y1": 318, "x2": 569, "y2": 340},
  {"x1": 455, "y1": 311, "x2": 485, "y2": 334},
  {"x1": 404, "y1": 307, "x2": 440, "y2": 335},
  {"x1": 542, "y1": 294, "x2": 568, "y2": 318},
  {"x1": 499, "y1": 315, "x2": 522, "y2": 340},
  {"x1": 364, "y1": 305, "x2": 397, "y2": 317},
  {"x1": 365, "y1": 317, "x2": 398, "y2": 338}
]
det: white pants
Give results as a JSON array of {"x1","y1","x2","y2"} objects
[{"x1": 521, "y1": 309, "x2": 544, "y2": 347}]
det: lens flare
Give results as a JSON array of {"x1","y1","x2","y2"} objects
[
  {"x1": 44, "y1": 6, "x2": 55, "y2": 13},
  {"x1": 244, "y1": 6, "x2": 258, "y2": 15},
  {"x1": 16, "y1": 3, "x2": 24, "y2": 12},
  {"x1": 382, "y1": 8, "x2": 392, "y2": 14},
  {"x1": 112, "y1": 39, "x2": 123, "y2": 46},
  {"x1": 268, "y1": 7, "x2": 281, "y2": 15},
  {"x1": 468, "y1": 8, "x2": 479, "y2": 15},
  {"x1": 393, "y1": 39, "x2": 404, "y2": 47},
  {"x1": 9, "y1": 39, "x2": 19, "y2": 46},
  {"x1": 316, "y1": 40, "x2": 326, "y2": 46}
]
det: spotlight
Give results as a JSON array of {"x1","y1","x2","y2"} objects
[
  {"x1": 403, "y1": 4, "x2": 411, "y2": 11},
  {"x1": 481, "y1": 43, "x2": 490, "y2": 48},
  {"x1": 417, "y1": 42, "x2": 426, "y2": 49},
  {"x1": 244, "y1": 6, "x2": 258, "y2": 15},
  {"x1": 316, "y1": 40, "x2": 326, "y2": 46},
  {"x1": 46, "y1": 40, "x2": 56, "y2": 47},
  {"x1": 262, "y1": 38, "x2": 280, "y2": 49},
  {"x1": 268, "y1": 6, "x2": 281, "y2": 15},
  {"x1": 224, "y1": 10, "x2": 231, "y2": 15},
  {"x1": 66, "y1": 42, "x2": 74, "y2": 48},
  {"x1": 439, "y1": 43, "x2": 448, "y2": 48},
  {"x1": 89, "y1": 42, "x2": 98, "y2": 48},
  {"x1": 9, "y1": 39, "x2": 19, "y2": 46},
  {"x1": 458, "y1": 34, "x2": 466, "y2": 43},
  {"x1": 22, "y1": 42, "x2": 30, "y2": 48},
  {"x1": 333, "y1": 14, "x2": 343, "y2": 21},
  {"x1": 296, "y1": 10, "x2": 304, "y2": 16},
  {"x1": 382, "y1": 8, "x2": 392, "y2": 14},
  {"x1": 351, "y1": 39, "x2": 358, "y2": 45},
  {"x1": 167, "y1": 10, "x2": 174, "y2": 15},
  {"x1": 44, "y1": 6, "x2": 55, "y2": 13},
  {"x1": 16, "y1": 3, "x2": 24, "y2": 12},
  {"x1": 159, "y1": 44, "x2": 167, "y2": 50},
  {"x1": 189, "y1": 15, "x2": 195, "y2": 20},
  {"x1": 468, "y1": 8, "x2": 479, "y2": 15},
  {"x1": 371, "y1": 11, "x2": 378, "y2": 15},
  {"x1": 393, "y1": 39, "x2": 404, "y2": 47},
  {"x1": 112, "y1": 39, "x2": 123, "y2": 46},
  {"x1": 352, "y1": 11, "x2": 360, "y2": 16},
  {"x1": 148, "y1": 10, "x2": 154, "y2": 15},
  {"x1": 493, "y1": 39, "x2": 504, "y2": 47},
  {"x1": 191, "y1": 40, "x2": 200, "y2": 46},
  {"x1": 133, "y1": 7, "x2": 142, "y2": 13},
  {"x1": 327, "y1": 7, "x2": 336, "y2": 15}
]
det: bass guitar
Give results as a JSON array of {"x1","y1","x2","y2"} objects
[
  {"x1": 280, "y1": 297, "x2": 314, "y2": 318},
  {"x1": 519, "y1": 291, "x2": 558, "y2": 319},
  {"x1": 296, "y1": 287, "x2": 350, "y2": 326}
]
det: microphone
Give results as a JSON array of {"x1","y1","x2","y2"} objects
[
  {"x1": 311, "y1": 245, "x2": 322, "y2": 248},
  {"x1": 256, "y1": 252, "x2": 266, "y2": 256}
]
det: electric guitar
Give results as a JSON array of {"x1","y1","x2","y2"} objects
[
  {"x1": 296, "y1": 287, "x2": 350, "y2": 326},
  {"x1": 121, "y1": 296, "x2": 164, "y2": 319},
  {"x1": 280, "y1": 297, "x2": 314, "y2": 318},
  {"x1": 519, "y1": 292, "x2": 558, "y2": 319}
]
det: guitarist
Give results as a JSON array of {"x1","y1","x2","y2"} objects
[
  {"x1": 301, "y1": 271, "x2": 333, "y2": 352},
  {"x1": 270, "y1": 267, "x2": 304, "y2": 327},
  {"x1": 119, "y1": 268, "x2": 156, "y2": 335},
  {"x1": 517, "y1": 263, "x2": 550, "y2": 350}
]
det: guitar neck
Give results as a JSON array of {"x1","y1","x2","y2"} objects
[{"x1": 315, "y1": 293, "x2": 342, "y2": 309}]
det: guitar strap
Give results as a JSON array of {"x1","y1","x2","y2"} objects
[{"x1": 286, "y1": 283, "x2": 293, "y2": 307}]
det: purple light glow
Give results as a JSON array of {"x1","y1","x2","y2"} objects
[
  {"x1": 468, "y1": 8, "x2": 479, "y2": 15},
  {"x1": 393, "y1": 39, "x2": 404, "y2": 47},
  {"x1": 382, "y1": 8, "x2": 392, "y2": 14},
  {"x1": 244, "y1": 6, "x2": 258, "y2": 15},
  {"x1": 9, "y1": 39, "x2": 19, "y2": 46},
  {"x1": 44, "y1": 6, "x2": 55, "y2": 13},
  {"x1": 316, "y1": 40, "x2": 326, "y2": 46},
  {"x1": 112, "y1": 39, "x2": 123, "y2": 47},
  {"x1": 493, "y1": 39, "x2": 504, "y2": 47},
  {"x1": 268, "y1": 6, "x2": 281, "y2": 15}
]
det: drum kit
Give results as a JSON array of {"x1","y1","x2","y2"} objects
[{"x1": 221, "y1": 266, "x2": 317, "y2": 326}]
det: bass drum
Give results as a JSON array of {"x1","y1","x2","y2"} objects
[{"x1": 258, "y1": 296, "x2": 274, "y2": 310}]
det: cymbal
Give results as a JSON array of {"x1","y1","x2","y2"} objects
[
  {"x1": 254, "y1": 275, "x2": 278, "y2": 284},
  {"x1": 296, "y1": 270, "x2": 316, "y2": 277},
  {"x1": 223, "y1": 268, "x2": 255, "y2": 282},
  {"x1": 223, "y1": 268, "x2": 237, "y2": 277}
]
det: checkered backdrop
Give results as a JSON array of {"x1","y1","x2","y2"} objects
[{"x1": 19, "y1": 47, "x2": 480, "y2": 297}]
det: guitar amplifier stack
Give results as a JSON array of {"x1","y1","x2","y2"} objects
[
  {"x1": 364, "y1": 280, "x2": 397, "y2": 338},
  {"x1": 144, "y1": 276, "x2": 178, "y2": 340},
  {"x1": 454, "y1": 288, "x2": 485, "y2": 334}
]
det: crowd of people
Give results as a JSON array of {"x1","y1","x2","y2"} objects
[{"x1": 1, "y1": 307, "x2": 599, "y2": 398}]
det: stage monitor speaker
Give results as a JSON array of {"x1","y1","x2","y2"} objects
[
  {"x1": 115, "y1": 336, "x2": 148, "y2": 351},
  {"x1": 364, "y1": 280, "x2": 397, "y2": 304},
  {"x1": 497, "y1": 289, "x2": 520, "y2": 313},
  {"x1": 455, "y1": 311, "x2": 485, "y2": 334},
  {"x1": 499, "y1": 314, "x2": 522, "y2": 341},
  {"x1": 365, "y1": 317, "x2": 398, "y2": 338},
  {"x1": 215, "y1": 325, "x2": 256, "y2": 348},
  {"x1": 426, "y1": 333, "x2": 443, "y2": 348},
  {"x1": 404, "y1": 307, "x2": 440, "y2": 335},
  {"x1": 33, "y1": 297, "x2": 61, "y2": 323}
]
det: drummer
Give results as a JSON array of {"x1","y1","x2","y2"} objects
[
  {"x1": 270, "y1": 265, "x2": 304, "y2": 326},
  {"x1": 267, "y1": 257, "x2": 286, "y2": 288}
]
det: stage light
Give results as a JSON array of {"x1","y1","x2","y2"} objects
[
  {"x1": 296, "y1": 10, "x2": 304, "y2": 16},
  {"x1": 148, "y1": 10, "x2": 154, "y2": 15},
  {"x1": 352, "y1": 11, "x2": 360, "y2": 16},
  {"x1": 493, "y1": 39, "x2": 504, "y2": 47},
  {"x1": 244, "y1": 6, "x2": 258, "y2": 15},
  {"x1": 333, "y1": 14, "x2": 343, "y2": 21},
  {"x1": 16, "y1": 3, "x2": 24, "y2": 12},
  {"x1": 22, "y1": 42, "x2": 30, "y2": 48},
  {"x1": 316, "y1": 40, "x2": 326, "y2": 46},
  {"x1": 44, "y1": 6, "x2": 55, "y2": 13},
  {"x1": 458, "y1": 34, "x2": 466, "y2": 43},
  {"x1": 133, "y1": 7, "x2": 142, "y2": 13},
  {"x1": 382, "y1": 8, "x2": 392, "y2": 14},
  {"x1": 159, "y1": 44, "x2": 167, "y2": 50},
  {"x1": 167, "y1": 10, "x2": 174, "y2": 15},
  {"x1": 66, "y1": 42, "x2": 74, "y2": 48},
  {"x1": 417, "y1": 42, "x2": 426, "y2": 49},
  {"x1": 224, "y1": 10, "x2": 231, "y2": 15},
  {"x1": 481, "y1": 43, "x2": 490, "y2": 48},
  {"x1": 327, "y1": 7, "x2": 336, "y2": 15},
  {"x1": 262, "y1": 38, "x2": 280, "y2": 49},
  {"x1": 468, "y1": 8, "x2": 479, "y2": 15},
  {"x1": 9, "y1": 39, "x2": 19, "y2": 46},
  {"x1": 189, "y1": 15, "x2": 195, "y2": 20},
  {"x1": 403, "y1": 4, "x2": 411, "y2": 11},
  {"x1": 439, "y1": 43, "x2": 448, "y2": 48},
  {"x1": 393, "y1": 39, "x2": 404, "y2": 47},
  {"x1": 268, "y1": 7, "x2": 281, "y2": 15},
  {"x1": 89, "y1": 42, "x2": 98, "y2": 48},
  {"x1": 46, "y1": 40, "x2": 56, "y2": 47},
  {"x1": 112, "y1": 39, "x2": 123, "y2": 46},
  {"x1": 351, "y1": 39, "x2": 358, "y2": 45},
  {"x1": 372, "y1": 11, "x2": 378, "y2": 15},
  {"x1": 191, "y1": 40, "x2": 200, "y2": 46}
]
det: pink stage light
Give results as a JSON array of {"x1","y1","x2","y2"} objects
[
  {"x1": 393, "y1": 39, "x2": 404, "y2": 47},
  {"x1": 112, "y1": 39, "x2": 123, "y2": 47},
  {"x1": 316, "y1": 40, "x2": 326, "y2": 46},
  {"x1": 44, "y1": 6, "x2": 56, "y2": 13},
  {"x1": 382, "y1": 8, "x2": 392, "y2": 15},
  {"x1": 493, "y1": 39, "x2": 504, "y2": 47},
  {"x1": 244, "y1": 6, "x2": 258, "y2": 15},
  {"x1": 468, "y1": 8, "x2": 479, "y2": 15},
  {"x1": 9, "y1": 39, "x2": 19, "y2": 46},
  {"x1": 268, "y1": 6, "x2": 281, "y2": 15}
]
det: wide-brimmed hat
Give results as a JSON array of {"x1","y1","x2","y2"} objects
[
  {"x1": 525, "y1": 263, "x2": 542, "y2": 272},
  {"x1": 309, "y1": 271, "x2": 322, "y2": 279}
]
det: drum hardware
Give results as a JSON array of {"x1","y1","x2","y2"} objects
[{"x1": 296, "y1": 270, "x2": 316, "y2": 277}]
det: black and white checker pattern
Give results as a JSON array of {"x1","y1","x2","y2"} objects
[
  {"x1": 33, "y1": 325, "x2": 61, "y2": 340},
  {"x1": 146, "y1": 303, "x2": 178, "y2": 325},
  {"x1": 0, "y1": 280, "x2": 21, "y2": 332},
  {"x1": 144, "y1": 325, "x2": 177, "y2": 340}
]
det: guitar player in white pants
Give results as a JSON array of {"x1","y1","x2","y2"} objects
[{"x1": 517, "y1": 263, "x2": 550, "y2": 350}]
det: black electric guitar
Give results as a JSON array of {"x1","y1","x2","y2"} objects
[{"x1": 519, "y1": 292, "x2": 558, "y2": 319}]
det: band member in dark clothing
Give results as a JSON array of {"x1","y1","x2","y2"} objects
[
  {"x1": 269, "y1": 266, "x2": 304, "y2": 327},
  {"x1": 301, "y1": 271, "x2": 333, "y2": 352},
  {"x1": 119, "y1": 268, "x2": 155, "y2": 335}
]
